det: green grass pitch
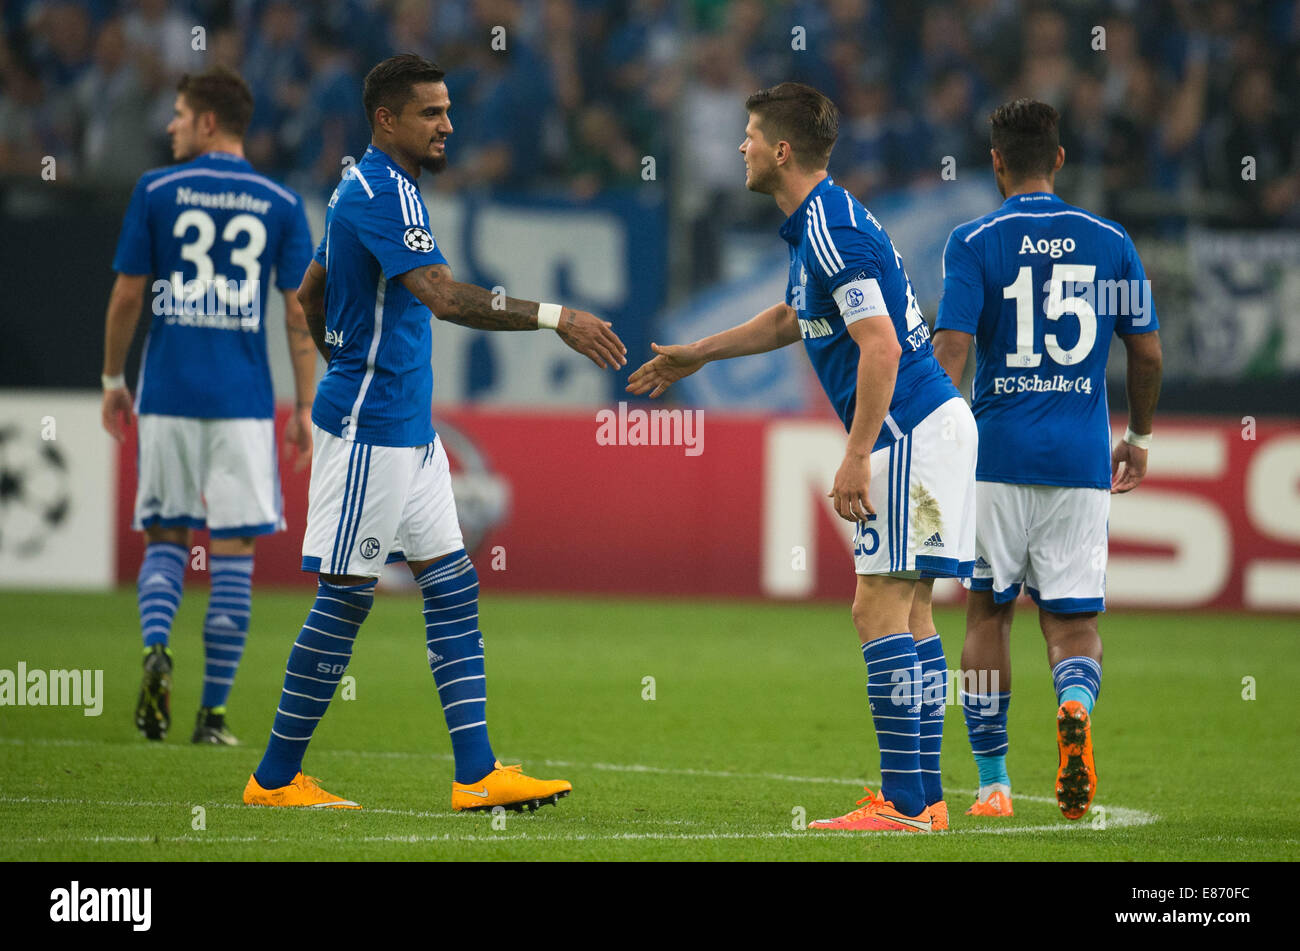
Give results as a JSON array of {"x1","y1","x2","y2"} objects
[{"x1": 1, "y1": 589, "x2": 1296, "y2": 861}]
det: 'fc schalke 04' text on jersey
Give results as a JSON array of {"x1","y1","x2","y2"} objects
[
  {"x1": 312, "y1": 145, "x2": 449, "y2": 447},
  {"x1": 113, "y1": 151, "x2": 313, "y2": 419},
  {"x1": 936, "y1": 191, "x2": 1158, "y2": 488},
  {"x1": 781, "y1": 177, "x2": 960, "y2": 451}
]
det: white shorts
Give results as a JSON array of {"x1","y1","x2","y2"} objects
[
  {"x1": 966, "y1": 482, "x2": 1109, "y2": 613},
  {"x1": 852, "y1": 397, "x2": 977, "y2": 578},
  {"x1": 133, "y1": 414, "x2": 284, "y2": 537},
  {"x1": 301, "y1": 426, "x2": 464, "y2": 577}
]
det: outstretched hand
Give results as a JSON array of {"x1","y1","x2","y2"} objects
[
  {"x1": 557, "y1": 308, "x2": 627, "y2": 370},
  {"x1": 625, "y1": 343, "x2": 706, "y2": 398}
]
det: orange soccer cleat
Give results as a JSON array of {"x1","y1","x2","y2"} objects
[
  {"x1": 451, "y1": 761, "x2": 572, "y2": 812},
  {"x1": 242, "y1": 772, "x2": 361, "y2": 809},
  {"x1": 1056, "y1": 700, "x2": 1097, "y2": 819},
  {"x1": 807, "y1": 788, "x2": 933, "y2": 832},
  {"x1": 966, "y1": 788, "x2": 1014, "y2": 817},
  {"x1": 929, "y1": 800, "x2": 950, "y2": 831}
]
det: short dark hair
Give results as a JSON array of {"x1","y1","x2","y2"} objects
[
  {"x1": 363, "y1": 53, "x2": 446, "y2": 130},
  {"x1": 177, "y1": 67, "x2": 254, "y2": 138},
  {"x1": 744, "y1": 82, "x2": 839, "y2": 171},
  {"x1": 989, "y1": 99, "x2": 1060, "y2": 180}
]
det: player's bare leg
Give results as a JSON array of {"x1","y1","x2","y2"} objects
[
  {"x1": 1039, "y1": 609, "x2": 1102, "y2": 669},
  {"x1": 320, "y1": 573, "x2": 371, "y2": 586},
  {"x1": 960, "y1": 590, "x2": 1016, "y2": 816},
  {"x1": 962, "y1": 589, "x2": 1014, "y2": 688},
  {"x1": 852, "y1": 574, "x2": 916, "y2": 644},
  {"x1": 1041, "y1": 609, "x2": 1102, "y2": 818},
  {"x1": 145, "y1": 526, "x2": 190, "y2": 547},
  {"x1": 908, "y1": 579, "x2": 937, "y2": 639}
]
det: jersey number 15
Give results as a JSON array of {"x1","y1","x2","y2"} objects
[{"x1": 1003, "y1": 263, "x2": 1097, "y2": 368}]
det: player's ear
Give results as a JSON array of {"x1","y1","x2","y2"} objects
[{"x1": 1054, "y1": 146, "x2": 1065, "y2": 172}]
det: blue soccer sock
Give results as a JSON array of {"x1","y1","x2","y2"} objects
[
  {"x1": 200, "y1": 554, "x2": 253, "y2": 710},
  {"x1": 914, "y1": 634, "x2": 947, "y2": 807},
  {"x1": 1052, "y1": 655, "x2": 1101, "y2": 714},
  {"x1": 254, "y1": 578, "x2": 374, "y2": 789},
  {"x1": 962, "y1": 688, "x2": 1011, "y2": 792},
  {"x1": 417, "y1": 552, "x2": 496, "y2": 785},
  {"x1": 137, "y1": 541, "x2": 187, "y2": 648},
  {"x1": 862, "y1": 633, "x2": 925, "y2": 818}
]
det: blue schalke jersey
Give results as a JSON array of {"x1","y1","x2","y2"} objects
[
  {"x1": 936, "y1": 192, "x2": 1158, "y2": 488},
  {"x1": 780, "y1": 177, "x2": 961, "y2": 451},
  {"x1": 311, "y1": 145, "x2": 449, "y2": 447},
  {"x1": 113, "y1": 151, "x2": 312, "y2": 419}
]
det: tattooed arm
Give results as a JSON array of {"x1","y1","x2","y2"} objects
[{"x1": 398, "y1": 263, "x2": 626, "y2": 369}]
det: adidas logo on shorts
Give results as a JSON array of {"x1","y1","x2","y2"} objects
[{"x1": 923, "y1": 532, "x2": 944, "y2": 548}]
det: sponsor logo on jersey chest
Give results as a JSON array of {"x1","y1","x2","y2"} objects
[{"x1": 799, "y1": 317, "x2": 833, "y2": 339}]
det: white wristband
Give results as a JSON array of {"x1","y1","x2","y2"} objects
[
  {"x1": 537, "y1": 302, "x2": 562, "y2": 331},
  {"x1": 102, "y1": 373, "x2": 126, "y2": 391},
  {"x1": 1124, "y1": 427, "x2": 1152, "y2": 450}
]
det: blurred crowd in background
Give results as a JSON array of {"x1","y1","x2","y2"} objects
[{"x1": 3, "y1": 0, "x2": 1298, "y2": 255}]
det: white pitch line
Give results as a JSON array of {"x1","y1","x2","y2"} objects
[
  {"x1": 0, "y1": 794, "x2": 1153, "y2": 838},
  {"x1": 359, "y1": 826, "x2": 1123, "y2": 840},
  {"x1": 2, "y1": 823, "x2": 1133, "y2": 845},
  {"x1": 0, "y1": 735, "x2": 1159, "y2": 831},
  {"x1": 0, "y1": 795, "x2": 699, "y2": 826}
]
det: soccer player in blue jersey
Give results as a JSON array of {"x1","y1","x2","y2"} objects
[
  {"x1": 242, "y1": 54, "x2": 626, "y2": 811},
  {"x1": 101, "y1": 67, "x2": 317, "y2": 745},
  {"x1": 628, "y1": 83, "x2": 976, "y2": 833},
  {"x1": 932, "y1": 100, "x2": 1163, "y2": 820}
]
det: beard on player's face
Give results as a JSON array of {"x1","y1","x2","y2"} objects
[
  {"x1": 420, "y1": 135, "x2": 448, "y2": 173},
  {"x1": 745, "y1": 158, "x2": 778, "y2": 195},
  {"x1": 393, "y1": 121, "x2": 449, "y2": 174}
]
